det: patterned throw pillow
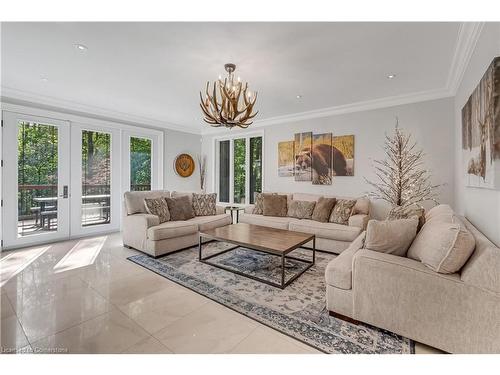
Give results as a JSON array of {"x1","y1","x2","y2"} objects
[
  {"x1": 144, "y1": 197, "x2": 171, "y2": 223},
  {"x1": 287, "y1": 200, "x2": 316, "y2": 219},
  {"x1": 252, "y1": 192, "x2": 264, "y2": 214},
  {"x1": 329, "y1": 199, "x2": 356, "y2": 225},
  {"x1": 192, "y1": 193, "x2": 217, "y2": 216}
]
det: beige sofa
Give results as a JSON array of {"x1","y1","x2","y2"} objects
[
  {"x1": 240, "y1": 193, "x2": 370, "y2": 254},
  {"x1": 122, "y1": 190, "x2": 232, "y2": 257},
  {"x1": 325, "y1": 215, "x2": 500, "y2": 353}
]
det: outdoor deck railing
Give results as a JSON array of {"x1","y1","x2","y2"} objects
[{"x1": 17, "y1": 184, "x2": 151, "y2": 219}]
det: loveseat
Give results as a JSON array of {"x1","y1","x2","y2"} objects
[
  {"x1": 325, "y1": 211, "x2": 500, "y2": 353},
  {"x1": 240, "y1": 193, "x2": 370, "y2": 254},
  {"x1": 122, "y1": 190, "x2": 232, "y2": 257}
]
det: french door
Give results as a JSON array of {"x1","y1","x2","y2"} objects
[
  {"x1": 1, "y1": 110, "x2": 163, "y2": 250},
  {"x1": 2, "y1": 112, "x2": 71, "y2": 249}
]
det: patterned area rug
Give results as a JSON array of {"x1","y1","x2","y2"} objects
[{"x1": 127, "y1": 242, "x2": 414, "y2": 354}]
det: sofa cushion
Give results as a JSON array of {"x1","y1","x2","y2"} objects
[
  {"x1": 287, "y1": 200, "x2": 316, "y2": 219},
  {"x1": 325, "y1": 232, "x2": 365, "y2": 289},
  {"x1": 407, "y1": 216, "x2": 476, "y2": 274},
  {"x1": 292, "y1": 193, "x2": 322, "y2": 202},
  {"x1": 239, "y1": 213, "x2": 290, "y2": 230},
  {"x1": 171, "y1": 191, "x2": 201, "y2": 205},
  {"x1": 192, "y1": 193, "x2": 217, "y2": 216},
  {"x1": 187, "y1": 214, "x2": 232, "y2": 231},
  {"x1": 144, "y1": 197, "x2": 171, "y2": 223},
  {"x1": 147, "y1": 221, "x2": 198, "y2": 241},
  {"x1": 329, "y1": 199, "x2": 356, "y2": 224},
  {"x1": 364, "y1": 218, "x2": 418, "y2": 257},
  {"x1": 263, "y1": 194, "x2": 288, "y2": 217},
  {"x1": 165, "y1": 196, "x2": 196, "y2": 221},
  {"x1": 252, "y1": 192, "x2": 264, "y2": 214},
  {"x1": 289, "y1": 219, "x2": 362, "y2": 242},
  {"x1": 312, "y1": 197, "x2": 336, "y2": 223},
  {"x1": 124, "y1": 190, "x2": 170, "y2": 215}
]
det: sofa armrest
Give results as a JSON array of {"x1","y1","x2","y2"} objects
[
  {"x1": 351, "y1": 249, "x2": 500, "y2": 353},
  {"x1": 123, "y1": 213, "x2": 160, "y2": 231},
  {"x1": 348, "y1": 214, "x2": 369, "y2": 230},
  {"x1": 325, "y1": 231, "x2": 366, "y2": 289},
  {"x1": 216, "y1": 205, "x2": 226, "y2": 215},
  {"x1": 244, "y1": 205, "x2": 255, "y2": 214}
]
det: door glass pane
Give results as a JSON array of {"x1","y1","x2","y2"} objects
[
  {"x1": 81, "y1": 130, "x2": 111, "y2": 227},
  {"x1": 17, "y1": 121, "x2": 58, "y2": 237},
  {"x1": 219, "y1": 140, "x2": 230, "y2": 202},
  {"x1": 233, "y1": 138, "x2": 246, "y2": 204},
  {"x1": 249, "y1": 137, "x2": 262, "y2": 204},
  {"x1": 130, "y1": 137, "x2": 152, "y2": 191}
]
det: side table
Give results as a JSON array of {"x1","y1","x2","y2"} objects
[{"x1": 224, "y1": 206, "x2": 245, "y2": 223}]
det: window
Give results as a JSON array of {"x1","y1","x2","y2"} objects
[
  {"x1": 217, "y1": 134, "x2": 263, "y2": 204},
  {"x1": 130, "y1": 137, "x2": 152, "y2": 191},
  {"x1": 81, "y1": 130, "x2": 111, "y2": 227}
]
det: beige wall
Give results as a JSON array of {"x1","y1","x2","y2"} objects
[{"x1": 202, "y1": 97, "x2": 455, "y2": 219}]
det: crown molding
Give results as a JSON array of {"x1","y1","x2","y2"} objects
[
  {"x1": 201, "y1": 87, "x2": 453, "y2": 134},
  {"x1": 0, "y1": 86, "x2": 202, "y2": 135},
  {"x1": 446, "y1": 22, "x2": 484, "y2": 94}
]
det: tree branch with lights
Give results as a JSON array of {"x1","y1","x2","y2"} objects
[{"x1": 365, "y1": 121, "x2": 440, "y2": 218}]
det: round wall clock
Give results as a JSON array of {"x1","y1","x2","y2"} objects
[{"x1": 174, "y1": 153, "x2": 195, "y2": 177}]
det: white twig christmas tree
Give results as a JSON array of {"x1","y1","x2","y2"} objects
[{"x1": 365, "y1": 121, "x2": 440, "y2": 218}]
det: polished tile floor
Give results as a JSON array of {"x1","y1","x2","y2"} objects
[{"x1": 1, "y1": 233, "x2": 442, "y2": 354}]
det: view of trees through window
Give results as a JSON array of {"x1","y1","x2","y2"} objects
[
  {"x1": 81, "y1": 130, "x2": 111, "y2": 227},
  {"x1": 218, "y1": 136, "x2": 262, "y2": 204},
  {"x1": 17, "y1": 121, "x2": 59, "y2": 236},
  {"x1": 130, "y1": 137, "x2": 152, "y2": 191},
  {"x1": 233, "y1": 138, "x2": 246, "y2": 204}
]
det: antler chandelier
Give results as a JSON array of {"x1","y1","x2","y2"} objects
[{"x1": 199, "y1": 63, "x2": 258, "y2": 129}]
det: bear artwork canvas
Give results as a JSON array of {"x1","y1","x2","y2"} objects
[
  {"x1": 312, "y1": 133, "x2": 333, "y2": 185},
  {"x1": 332, "y1": 135, "x2": 355, "y2": 176},
  {"x1": 294, "y1": 132, "x2": 313, "y2": 181},
  {"x1": 278, "y1": 141, "x2": 295, "y2": 177}
]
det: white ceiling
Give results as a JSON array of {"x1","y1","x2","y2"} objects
[{"x1": 1, "y1": 22, "x2": 464, "y2": 133}]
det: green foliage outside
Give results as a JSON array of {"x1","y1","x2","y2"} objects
[
  {"x1": 233, "y1": 138, "x2": 246, "y2": 203},
  {"x1": 130, "y1": 137, "x2": 152, "y2": 190}
]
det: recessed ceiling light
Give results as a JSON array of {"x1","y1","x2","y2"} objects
[
  {"x1": 387, "y1": 74, "x2": 396, "y2": 79},
  {"x1": 41, "y1": 77, "x2": 48, "y2": 82},
  {"x1": 75, "y1": 44, "x2": 88, "y2": 51},
  {"x1": 296, "y1": 95, "x2": 302, "y2": 99}
]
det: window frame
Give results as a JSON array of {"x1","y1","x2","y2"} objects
[{"x1": 213, "y1": 131, "x2": 264, "y2": 206}]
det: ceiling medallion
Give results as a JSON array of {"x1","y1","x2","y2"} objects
[{"x1": 200, "y1": 63, "x2": 258, "y2": 129}]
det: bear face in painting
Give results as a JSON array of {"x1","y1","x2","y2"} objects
[
  {"x1": 295, "y1": 150, "x2": 311, "y2": 171},
  {"x1": 296, "y1": 145, "x2": 347, "y2": 177}
]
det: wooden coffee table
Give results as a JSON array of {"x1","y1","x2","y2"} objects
[{"x1": 198, "y1": 223, "x2": 315, "y2": 289}]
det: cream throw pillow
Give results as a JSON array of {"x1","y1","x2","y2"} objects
[
  {"x1": 407, "y1": 217, "x2": 476, "y2": 274},
  {"x1": 364, "y1": 218, "x2": 418, "y2": 257},
  {"x1": 425, "y1": 204, "x2": 453, "y2": 221}
]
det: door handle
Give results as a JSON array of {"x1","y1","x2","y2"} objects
[{"x1": 60, "y1": 185, "x2": 69, "y2": 199}]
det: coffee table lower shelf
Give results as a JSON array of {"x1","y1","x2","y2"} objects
[{"x1": 198, "y1": 234, "x2": 315, "y2": 289}]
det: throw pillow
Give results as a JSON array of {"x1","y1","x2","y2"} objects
[
  {"x1": 262, "y1": 194, "x2": 288, "y2": 217},
  {"x1": 311, "y1": 197, "x2": 337, "y2": 223},
  {"x1": 252, "y1": 192, "x2": 264, "y2": 214},
  {"x1": 352, "y1": 197, "x2": 370, "y2": 215},
  {"x1": 425, "y1": 204, "x2": 453, "y2": 222},
  {"x1": 287, "y1": 200, "x2": 316, "y2": 219},
  {"x1": 192, "y1": 193, "x2": 217, "y2": 216},
  {"x1": 407, "y1": 216, "x2": 476, "y2": 274},
  {"x1": 144, "y1": 197, "x2": 171, "y2": 223},
  {"x1": 329, "y1": 199, "x2": 356, "y2": 224},
  {"x1": 165, "y1": 196, "x2": 195, "y2": 221},
  {"x1": 364, "y1": 218, "x2": 419, "y2": 257}
]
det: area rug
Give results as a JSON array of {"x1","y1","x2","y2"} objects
[{"x1": 127, "y1": 242, "x2": 414, "y2": 354}]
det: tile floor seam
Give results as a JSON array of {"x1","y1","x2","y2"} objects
[
  {"x1": 26, "y1": 305, "x2": 115, "y2": 346},
  {"x1": 226, "y1": 323, "x2": 261, "y2": 354}
]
